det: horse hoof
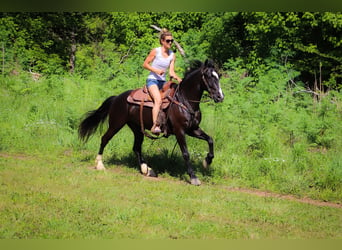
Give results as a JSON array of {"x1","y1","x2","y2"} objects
[
  {"x1": 95, "y1": 162, "x2": 106, "y2": 170},
  {"x1": 141, "y1": 163, "x2": 157, "y2": 177},
  {"x1": 147, "y1": 168, "x2": 157, "y2": 177},
  {"x1": 95, "y1": 165, "x2": 106, "y2": 170},
  {"x1": 140, "y1": 163, "x2": 149, "y2": 175},
  {"x1": 95, "y1": 155, "x2": 106, "y2": 170},
  {"x1": 190, "y1": 178, "x2": 201, "y2": 186}
]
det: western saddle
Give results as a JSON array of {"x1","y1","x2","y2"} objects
[
  {"x1": 127, "y1": 81, "x2": 177, "y2": 109},
  {"x1": 127, "y1": 81, "x2": 178, "y2": 138}
]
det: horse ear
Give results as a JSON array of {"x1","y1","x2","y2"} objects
[{"x1": 204, "y1": 59, "x2": 214, "y2": 68}]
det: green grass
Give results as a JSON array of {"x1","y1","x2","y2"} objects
[
  {"x1": 1, "y1": 70, "x2": 342, "y2": 239},
  {"x1": 1, "y1": 72, "x2": 342, "y2": 202},
  {"x1": 0, "y1": 151, "x2": 341, "y2": 239}
]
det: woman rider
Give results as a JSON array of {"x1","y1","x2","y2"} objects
[{"x1": 143, "y1": 29, "x2": 182, "y2": 134}]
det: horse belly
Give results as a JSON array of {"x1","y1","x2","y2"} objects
[{"x1": 128, "y1": 105, "x2": 154, "y2": 129}]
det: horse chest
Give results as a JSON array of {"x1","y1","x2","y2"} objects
[
  {"x1": 193, "y1": 110, "x2": 202, "y2": 124},
  {"x1": 186, "y1": 110, "x2": 201, "y2": 129}
]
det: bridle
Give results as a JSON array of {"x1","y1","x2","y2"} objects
[
  {"x1": 201, "y1": 70, "x2": 211, "y2": 95},
  {"x1": 139, "y1": 67, "x2": 217, "y2": 139},
  {"x1": 201, "y1": 68, "x2": 219, "y2": 101},
  {"x1": 186, "y1": 69, "x2": 215, "y2": 104}
]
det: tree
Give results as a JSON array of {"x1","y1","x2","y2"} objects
[{"x1": 0, "y1": 12, "x2": 341, "y2": 90}]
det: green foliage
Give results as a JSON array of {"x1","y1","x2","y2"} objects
[
  {"x1": 2, "y1": 60, "x2": 342, "y2": 203},
  {"x1": 202, "y1": 64, "x2": 342, "y2": 202},
  {"x1": 1, "y1": 12, "x2": 341, "y2": 89},
  {"x1": 1, "y1": 12, "x2": 342, "y2": 203}
]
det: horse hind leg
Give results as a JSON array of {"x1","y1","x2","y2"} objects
[
  {"x1": 94, "y1": 128, "x2": 115, "y2": 170},
  {"x1": 95, "y1": 125, "x2": 122, "y2": 170}
]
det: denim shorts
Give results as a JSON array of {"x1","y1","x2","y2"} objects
[{"x1": 146, "y1": 79, "x2": 166, "y2": 90}]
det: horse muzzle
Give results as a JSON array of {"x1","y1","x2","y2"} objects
[{"x1": 213, "y1": 91, "x2": 224, "y2": 103}]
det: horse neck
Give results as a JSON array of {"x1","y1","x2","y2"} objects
[{"x1": 178, "y1": 72, "x2": 203, "y2": 110}]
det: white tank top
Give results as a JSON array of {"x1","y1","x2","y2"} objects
[{"x1": 147, "y1": 47, "x2": 174, "y2": 81}]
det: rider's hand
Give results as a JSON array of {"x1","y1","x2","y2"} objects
[
  {"x1": 170, "y1": 75, "x2": 182, "y2": 83},
  {"x1": 155, "y1": 69, "x2": 165, "y2": 76}
]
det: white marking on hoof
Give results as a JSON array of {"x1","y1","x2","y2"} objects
[
  {"x1": 191, "y1": 178, "x2": 201, "y2": 186},
  {"x1": 203, "y1": 159, "x2": 208, "y2": 169},
  {"x1": 141, "y1": 163, "x2": 157, "y2": 177},
  {"x1": 140, "y1": 163, "x2": 148, "y2": 175},
  {"x1": 95, "y1": 155, "x2": 106, "y2": 170},
  {"x1": 95, "y1": 161, "x2": 105, "y2": 170}
]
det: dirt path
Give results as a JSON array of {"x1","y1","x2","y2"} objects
[{"x1": 225, "y1": 186, "x2": 342, "y2": 209}]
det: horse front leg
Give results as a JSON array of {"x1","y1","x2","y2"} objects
[
  {"x1": 188, "y1": 128, "x2": 214, "y2": 169},
  {"x1": 129, "y1": 123, "x2": 157, "y2": 177},
  {"x1": 175, "y1": 130, "x2": 201, "y2": 186}
]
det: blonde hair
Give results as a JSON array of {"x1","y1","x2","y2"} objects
[{"x1": 159, "y1": 28, "x2": 172, "y2": 44}]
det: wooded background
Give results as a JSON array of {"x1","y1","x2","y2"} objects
[
  {"x1": 1, "y1": 12, "x2": 341, "y2": 90},
  {"x1": 1, "y1": 12, "x2": 342, "y2": 203}
]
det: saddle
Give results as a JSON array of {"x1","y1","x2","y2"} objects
[{"x1": 127, "y1": 81, "x2": 177, "y2": 109}]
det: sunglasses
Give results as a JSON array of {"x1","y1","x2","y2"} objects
[{"x1": 165, "y1": 39, "x2": 174, "y2": 44}]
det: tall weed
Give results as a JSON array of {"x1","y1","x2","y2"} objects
[
  {"x1": 0, "y1": 66, "x2": 341, "y2": 202},
  {"x1": 206, "y1": 65, "x2": 342, "y2": 201}
]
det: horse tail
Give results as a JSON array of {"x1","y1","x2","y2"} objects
[{"x1": 78, "y1": 96, "x2": 116, "y2": 142}]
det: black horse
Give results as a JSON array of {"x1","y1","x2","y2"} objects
[{"x1": 79, "y1": 59, "x2": 224, "y2": 185}]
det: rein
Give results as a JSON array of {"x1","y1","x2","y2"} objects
[
  {"x1": 170, "y1": 84, "x2": 196, "y2": 115},
  {"x1": 169, "y1": 71, "x2": 212, "y2": 112},
  {"x1": 139, "y1": 69, "x2": 211, "y2": 139},
  {"x1": 188, "y1": 98, "x2": 210, "y2": 104},
  {"x1": 184, "y1": 72, "x2": 212, "y2": 104},
  {"x1": 201, "y1": 70, "x2": 214, "y2": 100}
]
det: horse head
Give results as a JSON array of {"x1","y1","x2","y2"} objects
[{"x1": 201, "y1": 59, "x2": 224, "y2": 103}]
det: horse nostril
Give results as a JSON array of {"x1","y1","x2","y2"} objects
[
  {"x1": 217, "y1": 94, "x2": 224, "y2": 102},
  {"x1": 214, "y1": 95, "x2": 224, "y2": 103}
]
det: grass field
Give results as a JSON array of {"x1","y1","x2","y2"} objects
[
  {"x1": 1, "y1": 71, "x2": 342, "y2": 239},
  {"x1": 0, "y1": 150, "x2": 341, "y2": 239}
]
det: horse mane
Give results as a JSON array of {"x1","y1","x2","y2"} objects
[
  {"x1": 182, "y1": 59, "x2": 216, "y2": 82},
  {"x1": 183, "y1": 60, "x2": 204, "y2": 81}
]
